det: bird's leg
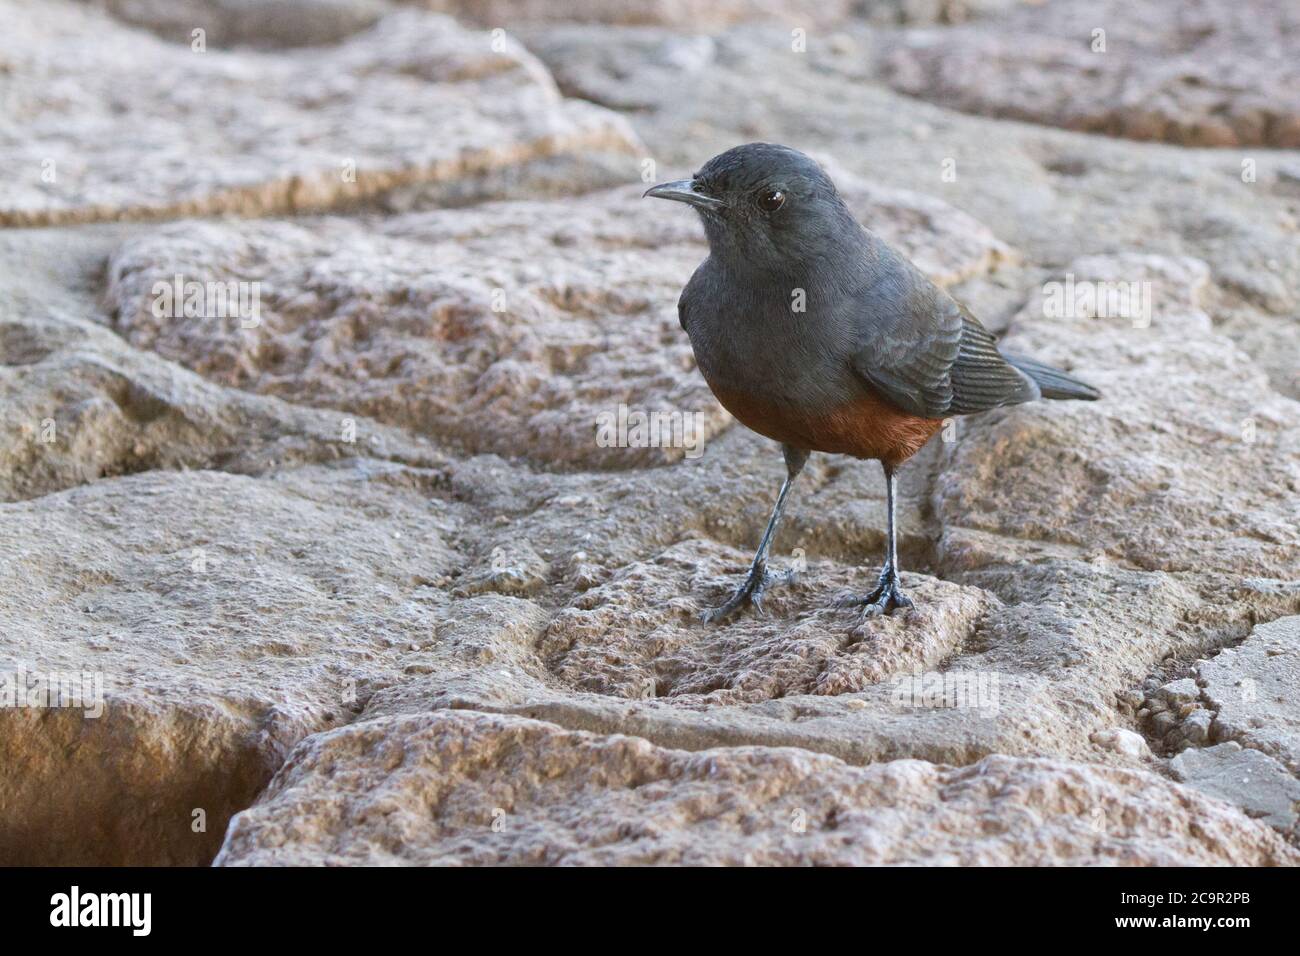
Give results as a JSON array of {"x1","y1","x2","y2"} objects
[
  {"x1": 701, "y1": 445, "x2": 810, "y2": 623},
  {"x1": 834, "y1": 460, "x2": 914, "y2": 617}
]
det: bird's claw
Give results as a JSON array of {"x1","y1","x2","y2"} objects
[
  {"x1": 833, "y1": 567, "x2": 913, "y2": 618},
  {"x1": 700, "y1": 565, "x2": 797, "y2": 623}
]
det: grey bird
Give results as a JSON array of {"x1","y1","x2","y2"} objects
[{"x1": 645, "y1": 143, "x2": 1099, "y2": 622}]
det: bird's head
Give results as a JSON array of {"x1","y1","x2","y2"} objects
[{"x1": 644, "y1": 143, "x2": 858, "y2": 276}]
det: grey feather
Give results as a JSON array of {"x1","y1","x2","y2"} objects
[{"x1": 850, "y1": 269, "x2": 1040, "y2": 417}]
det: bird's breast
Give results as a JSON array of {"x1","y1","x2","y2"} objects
[
  {"x1": 683, "y1": 302, "x2": 942, "y2": 464},
  {"x1": 684, "y1": 299, "x2": 852, "y2": 411},
  {"x1": 705, "y1": 378, "x2": 943, "y2": 466}
]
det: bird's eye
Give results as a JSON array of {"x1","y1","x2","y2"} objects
[{"x1": 758, "y1": 189, "x2": 785, "y2": 212}]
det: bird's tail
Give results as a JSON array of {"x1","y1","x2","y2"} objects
[{"x1": 1002, "y1": 352, "x2": 1101, "y2": 401}]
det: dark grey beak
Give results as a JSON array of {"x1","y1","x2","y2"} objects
[{"x1": 643, "y1": 179, "x2": 727, "y2": 211}]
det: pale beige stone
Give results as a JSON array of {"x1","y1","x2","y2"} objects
[
  {"x1": 0, "y1": 0, "x2": 641, "y2": 225},
  {"x1": 215, "y1": 710, "x2": 1298, "y2": 866},
  {"x1": 1198, "y1": 617, "x2": 1300, "y2": 775},
  {"x1": 539, "y1": 539, "x2": 991, "y2": 703},
  {"x1": 881, "y1": 0, "x2": 1300, "y2": 148},
  {"x1": 0, "y1": 466, "x2": 459, "y2": 864},
  {"x1": 79, "y1": 0, "x2": 388, "y2": 48}
]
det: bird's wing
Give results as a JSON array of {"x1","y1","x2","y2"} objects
[
  {"x1": 849, "y1": 263, "x2": 1038, "y2": 418},
  {"x1": 947, "y1": 302, "x2": 1041, "y2": 414}
]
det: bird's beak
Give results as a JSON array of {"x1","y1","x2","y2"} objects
[{"x1": 643, "y1": 179, "x2": 727, "y2": 211}]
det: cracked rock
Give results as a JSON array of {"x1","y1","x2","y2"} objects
[
  {"x1": 215, "y1": 710, "x2": 1297, "y2": 866},
  {"x1": 1171, "y1": 743, "x2": 1300, "y2": 834},
  {"x1": 540, "y1": 539, "x2": 992, "y2": 703},
  {"x1": 1197, "y1": 616, "x2": 1300, "y2": 774},
  {"x1": 881, "y1": 0, "x2": 1300, "y2": 147},
  {"x1": 0, "y1": 1, "x2": 641, "y2": 225},
  {"x1": 1090, "y1": 728, "x2": 1150, "y2": 760},
  {"x1": 459, "y1": 539, "x2": 551, "y2": 598},
  {"x1": 1158, "y1": 678, "x2": 1202, "y2": 706},
  {"x1": 0, "y1": 466, "x2": 460, "y2": 864},
  {"x1": 77, "y1": 0, "x2": 389, "y2": 48}
]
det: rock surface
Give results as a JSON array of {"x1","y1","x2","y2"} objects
[
  {"x1": 430, "y1": 0, "x2": 1026, "y2": 30},
  {"x1": 881, "y1": 0, "x2": 1300, "y2": 147},
  {"x1": 0, "y1": 0, "x2": 640, "y2": 225},
  {"x1": 78, "y1": 0, "x2": 389, "y2": 48},
  {"x1": 1198, "y1": 616, "x2": 1300, "y2": 774},
  {"x1": 2, "y1": 0, "x2": 1298, "y2": 866},
  {"x1": 215, "y1": 710, "x2": 1298, "y2": 865},
  {"x1": 0, "y1": 466, "x2": 459, "y2": 864},
  {"x1": 1171, "y1": 743, "x2": 1300, "y2": 835}
]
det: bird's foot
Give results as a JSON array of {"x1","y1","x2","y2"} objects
[
  {"x1": 700, "y1": 563, "x2": 797, "y2": 623},
  {"x1": 832, "y1": 566, "x2": 913, "y2": 618}
]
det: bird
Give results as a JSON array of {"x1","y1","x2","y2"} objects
[{"x1": 645, "y1": 143, "x2": 1099, "y2": 623}]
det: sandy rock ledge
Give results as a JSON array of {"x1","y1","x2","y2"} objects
[{"x1": 214, "y1": 710, "x2": 1299, "y2": 866}]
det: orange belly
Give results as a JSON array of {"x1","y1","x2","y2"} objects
[{"x1": 709, "y1": 383, "x2": 944, "y2": 467}]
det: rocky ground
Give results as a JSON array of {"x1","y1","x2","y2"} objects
[{"x1": 1, "y1": 0, "x2": 1297, "y2": 865}]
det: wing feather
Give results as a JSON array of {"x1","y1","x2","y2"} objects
[{"x1": 849, "y1": 262, "x2": 1038, "y2": 417}]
